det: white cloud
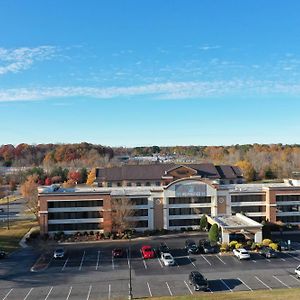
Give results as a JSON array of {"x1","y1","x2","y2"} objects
[
  {"x1": 1, "y1": 80, "x2": 300, "y2": 102},
  {"x1": 0, "y1": 46, "x2": 57, "y2": 75},
  {"x1": 198, "y1": 45, "x2": 221, "y2": 51}
]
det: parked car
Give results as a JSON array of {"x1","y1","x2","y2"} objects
[
  {"x1": 161, "y1": 252, "x2": 175, "y2": 266},
  {"x1": 112, "y1": 248, "x2": 124, "y2": 258},
  {"x1": 185, "y1": 239, "x2": 199, "y2": 254},
  {"x1": 259, "y1": 247, "x2": 277, "y2": 258},
  {"x1": 277, "y1": 240, "x2": 289, "y2": 251},
  {"x1": 233, "y1": 248, "x2": 250, "y2": 260},
  {"x1": 53, "y1": 248, "x2": 65, "y2": 259},
  {"x1": 157, "y1": 242, "x2": 170, "y2": 255},
  {"x1": 0, "y1": 250, "x2": 7, "y2": 259},
  {"x1": 141, "y1": 246, "x2": 155, "y2": 259},
  {"x1": 295, "y1": 265, "x2": 300, "y2": 278},
  {"x1": 0, "y1": 208, "x2": 4, "y2": 212},
  {"x1": 188, "y1": 271, "x2": 209, "y2": 291},
  {"x1": 199, "y1": 241, "x2": 218, "y2": 254}
]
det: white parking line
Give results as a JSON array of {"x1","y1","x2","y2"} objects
[
  {"x1": 86, "y1": 285, "x2": 92, "y2": 300},
  {"x1": 287, "y1": 253, "x2": 300, "y2": 261},
  {"x1": 2, "y1": 289, "x2": 13, "y2": 300},
  {"x1": 184, "y1": 280, "x2": 193, "y2": 295},
  {"x1": 62, "y1": 257, "x2": 69, "y2": 271},
  {"x1": 289, "y1": 274, "x2": 300, "y2": 283},
  {"x1": 96, "y1": 251, "x2": 100, "y2": 270},
  {"x1": 66, "y1": 286, "x2": 72, "y2": 300},
  {"x1": 44, "y1": 286, "x2": 53, "y2": 300},
  {"x1": 201, "y1": 254, "x2": 211, "y2": 266},
  {"x1": 252, "y1": 259, "x2": 257, "y2": 263},
  {"x1": 140, "y1": 250, "x2": 148, "y2": 269},
  {"x1": 147, "y1": 282, "x2": 152, "y2": 297},
  {"x1": 220, "y1": 279, "x2": 232, "y2": 292},
  {"x1": 108, "y1": 284, "x2": 111, "y2": 299},
  {"x1": 157, "y1": 257, "x2": 163, "y2": 268},
  {"x1": 280, "y1": 258, "x2": 286, "y2": 262},
  {"x1": 255, "y1": 276, "x2": 272, "y2": 290},
  {"x1": 273, "y1": 275, "x2": 291, "y2": 288},
  {"x1": 23, "y1": 288, "x2": 33, "y2": 300},
  {"x1": 237, "y1": 278, "x2": 253, "y2": 291},
  {"x1": 216, "y1": 255, "x2": 226, "y2": 265},
  {"x1": 187, "y1": 256, "x2": 196, "y2": 268},
  {"x1": 79, "y1": 250, "x2": 85, "y2": 271},
  {"x1": 112, "y1": 253, "x2": 115, "y2": 270},
  {"x1": 166, "y1": 282, "x2": 173, "y2": 296}
]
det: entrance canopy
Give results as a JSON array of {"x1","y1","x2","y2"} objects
[{"x1": 207, "y1": 213, "x2": 263, "y2": 243}]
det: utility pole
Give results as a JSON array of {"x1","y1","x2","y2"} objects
[{"x1": 128, "y1": 234, "x2": 133, "y2": 300}]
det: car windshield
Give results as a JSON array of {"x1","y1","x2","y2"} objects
[
  {"x1": 241, "y1": 251, "x2": 248, "y2": 254},
  {"x1": 144, "y1": 248, "x2": 152, "y2": 252},
  {"x1": 194, "y1": 274, "x2": 205, "y2": 281},
  {"x1": 164, "y1": 255, "x2": 172, "y2": 260}
]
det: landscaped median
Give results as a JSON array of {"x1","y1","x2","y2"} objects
[
  {"x1": 30, "y1": 252, "x2": 52, "y2": 272},
  {"x1": 0, "y1": 219, "x2": 38, "y2": 253},
  {"x1": 149, "y1": 288, "x2": 300, "y2": 300}
]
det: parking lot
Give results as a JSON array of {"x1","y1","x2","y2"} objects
[{"x1": 1, "y1": 236, "x2": 300, "y2": 299}]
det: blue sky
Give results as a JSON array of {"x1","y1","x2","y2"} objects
[{"x1": 1, "y1": 0, "x2": 300, "y2": 146}]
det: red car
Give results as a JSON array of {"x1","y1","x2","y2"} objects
[{"x1": 141, "y1": 246, "x2": 155, "y2": 259}]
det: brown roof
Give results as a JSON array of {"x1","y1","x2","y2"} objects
[{"x1": 96, "y1": 163, "x2": 242, "y2": 182}]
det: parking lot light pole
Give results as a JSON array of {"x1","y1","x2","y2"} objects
[
  {"x1": 128, "y1": 234, "x2": 133, "y2": 300},
  {"x1": 6, "y1": 195, "x2": 10, "y2": 230}
]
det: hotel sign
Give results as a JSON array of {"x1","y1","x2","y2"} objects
[{"x1": 175, "y1": 182, "x2": 207, "y2": 197}]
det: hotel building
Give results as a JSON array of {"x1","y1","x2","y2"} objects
[{"x1": 38, "y1": 163, "x2": 300, "y2": 239}]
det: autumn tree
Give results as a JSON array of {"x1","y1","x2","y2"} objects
[
  {"x1": 68, "y1": 171, "x2": 81, "y2": 183},
  {"x1": 86, "y1": 168, "x2": 96, "y2": 186},
  {"x1": 235, "y1": 160, "x2": 256, "y2": 182},
  {"x1": 20, "y1": 175, "x2": 39, "y2": 220},
  {"x1": 62, "y1": 179, "x2": 76, "y2": 188},
  {"x1": 111, "y1": 197, "x2": 136, "y2": 235},
  {"x1": 79, "y1": 168, "x2": 88, "y2": 184}
]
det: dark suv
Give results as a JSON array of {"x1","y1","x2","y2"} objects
[
  {"x1": 185, "y1": 239, "x2": 199, "y2": 254},
  {"x1": 157, "y1": 242, "x2": 170, "y2": 256},
  {"x1": 199, "y1": 241, "x2": 218, "y2": 254},
  {"x1": 189, "y1": 271, "x2": 209, "y2": 291}
]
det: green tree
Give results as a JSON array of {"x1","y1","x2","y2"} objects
[
  {"x1": 79, "y1": 168, "x2": 88, "y2": 184},
  {"x1": 208, "y1": 223, "x2": 219, "y2": 243},
  {"x1": 200, "y1": 215, "x2": 208, "y2": 231}
]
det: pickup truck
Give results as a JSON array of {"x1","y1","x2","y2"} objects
[{"x1": 295, "y1": 265, "x2": 300, "y2": 278}]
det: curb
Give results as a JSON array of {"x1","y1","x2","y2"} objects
[{"x1": 59, "y1": 231, "x2": 208, "y2": 245}]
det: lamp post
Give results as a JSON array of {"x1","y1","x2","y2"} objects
[
  {"x1": 128, "y1": 233, "x2": 133, "y2": 300},
  {"x1": 6, "y1": 195, "x2": 10, "y2": 230}
]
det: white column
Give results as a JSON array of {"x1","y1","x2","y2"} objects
[
  {"x1": 254, "y1": 231, "x2": 263, "y2": 243},
  {"x1": 222, "y1": 230, "x2": 230, "y2": 243}
]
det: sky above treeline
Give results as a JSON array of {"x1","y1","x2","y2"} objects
[{"x1": 0, "y1": 0, "x2": 300, "y2": 146}]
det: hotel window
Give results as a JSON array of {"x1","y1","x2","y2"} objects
[
  {"x1": 231, "y1": 195, "x2": 266, "y2": 202},
  {"x1": 155, "y1": 181, "x2": 161, "y2": 186},
  {"x1": 136, "y1": 182, "x2": 141, "y2": 187},
  {"x1": 277, "y1": 204, "x2": 300, "y2": 212},
  {"x1": 130, "y1": 198, "x2": 148, "y2": 205},
  {"x1": 169, "y1": 219, "x2": 200, "y2": 226},
  {"x1": 277, "y1": 215, "x2": 300, "y2": 223},
  {"x1": 107, "y1": 182, "x2": 112, "y2": 187},
  {"x1": 117, "y1": 182, "x2": 122, "y2": 187},
  {"x1": 168, "y1": 196, "x2": 211, "y2": 204},
  {"x1": 133, "y1": 209, "x2": 148, "y2": 216},
  {"x1": 231, "y1": 206, "x2": 266, "y2": 213},
  {"x1": 145, "y1": 182, "x2": 151, "y2": 186},
  {"x1": 276, "y1": 195, "x2": 300, "y2": 202},
  {"x1": 48, "y1": 200, "x2": 103, "y2": 208},
  {"x1": 169, "y1": 207, "x2": 211, "y2": 215},
  {"x1": 127, "y1": 182, "x2": 132, "y2": 187}
]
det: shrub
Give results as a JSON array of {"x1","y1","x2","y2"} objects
[
  {"x1": 262, "y1": 239, "x2": 272, "y2": 246},
  {"x1": 235, "y1": 243, "x2": 243, "y2": 249},
  {"x1": 187, "y1": 227, "x2": 193, "y2": 231},
  {"x1": 269, "y1": 243, "x2": 278, "y2": 251},
  {"x1": 89, "y1": 231, "x2": 94, "y2": 236},
  {"x1": 200, "y1": 215, "x2": 208, "y2": 231},
  {"x1": 208, "y1": 224, "x2": 219, "y2": 243},
  {"x1": 29, "y1": 228, "x2": 40, "y2": 239},
  {"x1": 220, "y1": 243, "x2": 229, "y2": 252},
  {"x1": 104, "y1": 231, "x2": 111, "y2": 239},
  {"x1": 180, "y1": 227, "x2": 186, "y2": 232},
  {"x1": 229, "y1": 240, "x2": 238, "y2": 249}
]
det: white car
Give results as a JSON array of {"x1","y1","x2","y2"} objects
[
  {"x1": 233, "y1": 248, "x2": 250, "y2": 260},
  {"x1": 161, "y1": 252, "x2": 175, "y2": 266},
  {"x1": 53, "y1": 248, "x2": 65, "y2": 259},
  {"x1": 295, "y1": 265, "x2": 300, "y2": 278}
]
